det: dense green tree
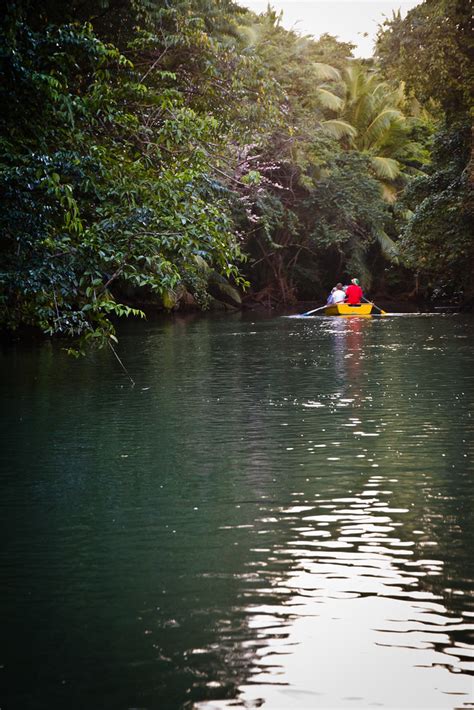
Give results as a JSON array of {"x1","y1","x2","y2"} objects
[
  {"x1": 398, "y1": 121, "x2": 472, "y2": 298},
  {"x1": 0, "y1": 9, "x2": 246, "y2": 348},
  {"x1": 229, "y1": 23, "x2": 425, "y2": 299},
  {"x1": 376, "y1": 0, "x2": 473, "y2": 302}
]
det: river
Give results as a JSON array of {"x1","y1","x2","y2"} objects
[{"x1": 1, "y1": 312, "x2": 473, "y2": 709}]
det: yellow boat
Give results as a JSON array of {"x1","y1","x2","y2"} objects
[{"x1": 325, "y1": 302, "x2": 373, "y2": 316}]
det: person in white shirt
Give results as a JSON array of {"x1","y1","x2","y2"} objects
[{"x1": 331, "y1": 282, "x2": 346, "y2": 303}]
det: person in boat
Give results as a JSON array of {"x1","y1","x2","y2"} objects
[
  {"x1": 327, "y1": 287, "x2": 336, "y2": 304},
  {"x1": 327, "y1": 283, "x2": 346, "y2": 304},
  {"x1": 345, "y1": 278, "x2": 363, "y2": 305}
]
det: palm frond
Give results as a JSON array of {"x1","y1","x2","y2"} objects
[
  {"x1": 352, "y1": 94, "x2": 375, "y2": 133},
  {"x1": 313, "y1": 62, "x2": 341, "y2": 82},
  {"x1": 371, "y1": 81, "x2": 390, "y2": 98},
  {"x1": 371, "y1": 156, "x2": 401, "y2": 180},
  {"x1": 321, "y1": 119, "x2": 357, "y2": 140},
  {"x1": 343, "y1": 64, "x2": 363, "y2": 101},
  {"x1": 370, "y1": 82, "x2": 392, "y2": 116},
  {"x1": 365, "y1": 109, "x2": 404, "y2": 147},
  {"x1": 316, "y1": 88, "x2": 344, "y2": 112},
  {"x1": 318, "y1": 81, "x2": 345, "y2": 95},
  {"x1": 374, "y1": 229, "x2": 399, "y2": 263},
  {"x1": 372, "y1": 119, "x2": 409, "y2": 155}
]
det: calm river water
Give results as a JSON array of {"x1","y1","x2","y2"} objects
[{"x1": 1, "y1": 312, "x2": 473, "y2": 710}]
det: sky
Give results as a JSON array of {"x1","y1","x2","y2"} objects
[{"x1": 239, "y1": 0, "x2": 422, "y2": 57}]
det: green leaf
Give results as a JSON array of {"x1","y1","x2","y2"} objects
[
  {"x1": 365, "y1": 109, "x2": 404, "y2": 145},
  {"x1": 321, "y1": 120, "x2": 358, "y2": 140},
  {"x1": 316, "y1": 88, "x2": 344, "y2": 112},
  {"x1": 371, "y1": 156, "x2": 401, "y2": 180}
]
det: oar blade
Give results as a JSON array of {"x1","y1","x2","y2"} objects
[{"x1": 300, "y1": 304, "x2": 327, "y2": 316}]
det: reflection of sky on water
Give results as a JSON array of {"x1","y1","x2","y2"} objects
[
  {"x1": 199, "y1": 474, "x2": 473, "y2": 708},
  {"x1": 195, "y1": 316, "x2": 474, "y2": 710},
  {"x1": 328, "y1": 316, "x2": 365, "y2": 386}
]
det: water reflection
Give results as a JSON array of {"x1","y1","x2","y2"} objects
[
  {"x1": 231, "y1": 477, "x2": 473, "y2": 708},
  {"x1": 191, "y1": 316, "x2": 473, "y2": 709},
  {"x1": 1, "y1": 313, "x2": 473, "y2": 710},
  {"x1": 330, "y1": 316, "x2": 365, "y2": 385}
]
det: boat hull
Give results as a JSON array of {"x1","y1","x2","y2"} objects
[{"x1": 325, "y1": 303, "x2": 373, "y2": 316}]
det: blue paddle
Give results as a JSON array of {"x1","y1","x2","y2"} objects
[{"x1": 300, "y1": 304, "x2": 328, "y2": 316}]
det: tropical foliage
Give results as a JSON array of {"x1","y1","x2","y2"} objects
[
  {"x1": 0, "y1": 0, "x2": 471, "y2": 348},
  {"x1": 375, "y1": 0, "x2": 473, "y2": 302},
  {"x1": 0, "y1": 2, "x2": 249, "y2": 348}
]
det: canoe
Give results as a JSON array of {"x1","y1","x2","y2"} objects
[{"x1": 325, "y1": 302, "x2": 373, "y2": 316}]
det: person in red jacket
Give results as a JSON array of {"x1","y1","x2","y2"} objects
[{"x1": 345, "y1": 278, "x2": 363, "y2": 305}]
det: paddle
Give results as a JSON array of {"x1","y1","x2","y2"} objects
[
  {"x1": 300, "y1": 303, "x2": 328, "y2": 316},
  {"x1": 362, "y1": 296, "x2": 387, "y2": 315}
]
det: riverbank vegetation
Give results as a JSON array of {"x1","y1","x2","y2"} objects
[{"x1": 1, "y1": 0, "x2": 472, "y2": 346}]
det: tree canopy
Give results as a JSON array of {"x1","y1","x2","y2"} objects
[
  {"x1": 375, "y1": 0, "x2": 473, "y2": 300},
  {"x1": 1, "y1": 0, "x2": 472, "y2": 348}
]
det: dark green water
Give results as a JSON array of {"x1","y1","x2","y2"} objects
[{"x1": 1, "y1": 312, "x2": 473, "y2": 710}]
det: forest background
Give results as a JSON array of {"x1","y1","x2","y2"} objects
[{"x1": 1, "y1": 0, "x2": 472, "y2": 349}]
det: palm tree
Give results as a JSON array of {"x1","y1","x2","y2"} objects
[
  {"x1": 320, "y1": 63, "x2": 426, "y2": 198},
  {"x1": 316, "y1": 63, "x2": 429, "y2": 264}
]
